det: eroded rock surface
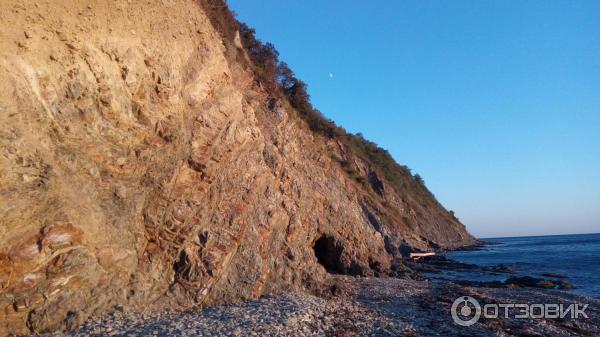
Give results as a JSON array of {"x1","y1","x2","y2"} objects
[{"x1": 0, "y1": 0, "x2": 476, "y2": 334}]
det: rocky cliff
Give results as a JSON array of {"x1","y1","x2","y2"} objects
[{"x1": 0, "y1": 0, "x2": 476, "y2": 334}]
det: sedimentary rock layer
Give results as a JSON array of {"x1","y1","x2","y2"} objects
[{"x1": 0, "y1": 1, "x2": 475, "y2": 334}]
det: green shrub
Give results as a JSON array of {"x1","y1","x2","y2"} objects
[{"x1": 200, "y1": 1, "x2": 437, "y2": 201}]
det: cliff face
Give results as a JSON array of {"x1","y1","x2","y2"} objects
[{"x1": 0, "y1": 0, "x2": 476, "y2": 334}]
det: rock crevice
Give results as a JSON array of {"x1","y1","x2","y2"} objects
[{"x1": 0, "y1": 0, "x2": 476, "y2": 334}]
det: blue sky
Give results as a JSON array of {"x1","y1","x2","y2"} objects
[{"x1": 227, "y1": 0, "x2": 600, "y2": 238}]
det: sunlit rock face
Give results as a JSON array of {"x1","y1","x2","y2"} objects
[{"x1": 0, "y1": 0, "x2": 475, "y2": 334}]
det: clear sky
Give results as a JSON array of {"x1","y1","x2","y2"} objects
[{"x1": 227, "y1": 0, "x2": 600, "y2": 238}]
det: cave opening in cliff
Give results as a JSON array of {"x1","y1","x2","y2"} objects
[{"x1": 313, "y1": 235, "x2": 344, "y2": 274}]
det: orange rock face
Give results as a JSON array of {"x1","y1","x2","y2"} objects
[{"x1": 0, "y1": 0, "x2": 476, "y2": 334}]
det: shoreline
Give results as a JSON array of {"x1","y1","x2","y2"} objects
[
  {"x1": 33, "y1": 244, "x2": 599, "y2": 336},
  {"x1": 439, "y1": 234, "x2": 600, "y2": 299},
  {"x1": 35, "y1": 248, "x2": 600, "y2": 336},
  {"x1": 41, "y1": 276, "x2": 599, "y2": 337}
]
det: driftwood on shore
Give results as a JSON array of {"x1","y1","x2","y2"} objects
[{"x1": 409, "y1": 252, "x2": 436, "y2": 259}]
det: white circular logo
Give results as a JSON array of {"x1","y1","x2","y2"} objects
[{"x1": 451, "y1": 296, "x2": 481, "y2": 326}]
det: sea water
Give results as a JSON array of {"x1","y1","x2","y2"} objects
[{"x1": 444, "y1": 233, "x2": 600, "y2": 298}]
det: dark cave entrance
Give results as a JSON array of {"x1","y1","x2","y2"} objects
[{"x1": 313, "y1": 235, "x2": 344, "y2": 274}]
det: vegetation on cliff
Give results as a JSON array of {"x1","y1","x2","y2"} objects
[
  {"x1": 198, "y1": 0, "x2": 431, "y2": 198},
  {"x1": 0, "y1": 1, "x2": 475, "y2": 334}
]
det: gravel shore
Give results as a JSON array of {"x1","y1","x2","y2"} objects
[{"x1": 44, "y1": 276, "x2": 599, "y2": 337}]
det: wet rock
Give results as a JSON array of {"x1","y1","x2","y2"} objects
[
  {"x1": 505, "y1": 276, "x2": 574, "y2": 290},
  {"x1": 454, "y1": 276, "x2": 575, "y2": 291},
  {"x1": 541, "y1": 272, "x2": 568, "y2": 279}
]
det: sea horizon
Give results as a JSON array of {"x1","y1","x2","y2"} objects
[
  {"x1": 1, "y1": 1, "x2": 598, "y2": 335},
  {"x1": 446, "y1": 233, "x2": 600, "y2": 298},
  {"x1": 479, "y1": 232, "x2": 600, "y2": 240}
]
